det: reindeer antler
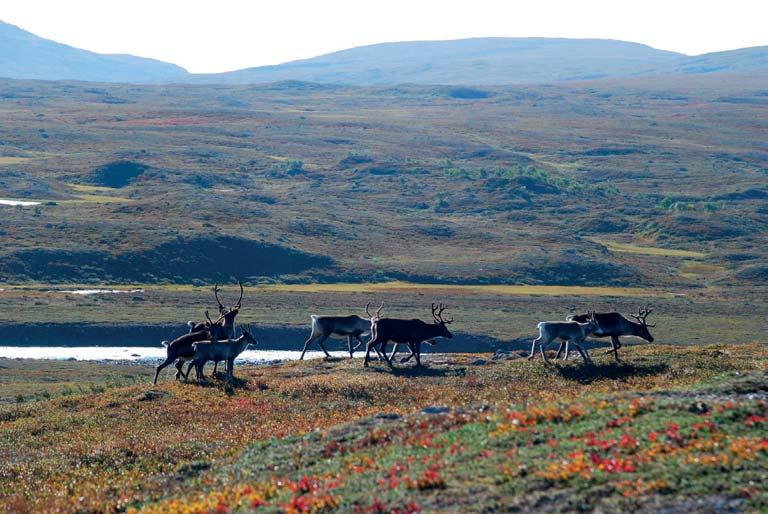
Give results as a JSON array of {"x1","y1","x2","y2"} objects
[
  {"x1": 433, "y1": 303, "x2": 453, "y2": 324},
  {"x1": 366, "y1": 301, "x2": 384, "y2": 320},
  {"x1": 213, "y1": 284, "x2": 225, "y2": 313},
  {"x1": 234, "y1": 281, "x2": 243, "y2": 309},
  {"x1": 631, "y1": 306, "x2": 655, "y2": 327}
]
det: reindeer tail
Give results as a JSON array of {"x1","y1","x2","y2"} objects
[
  {"x1": 187, "y1": 321, "x2": 196, "y2": 328},
  {"x1": 161, "y1": 340, "x2": 170, "y2": 347}
]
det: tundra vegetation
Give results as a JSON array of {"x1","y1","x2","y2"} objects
[{"x1": 1, "y1": 344, "x2": 766, "y2": 512}]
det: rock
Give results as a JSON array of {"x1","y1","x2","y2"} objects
[
  {"x1": 492, "y1": 350, "x2": 519, "y2": 361},
  {"x1": 422, "y1": 406, "x2": 450, "y2": 415},
  {"x1": 471, "y1": 358, "x2": 488, "y2": 366},
  {"x1": 374, "y1": 412, "x2": 400, "y2": 421}
]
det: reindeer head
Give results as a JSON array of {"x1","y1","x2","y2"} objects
[
  {"x1": 584, "y1": 310, "x2": 600, "y2": 334},
  {"x1": 431, "y1": 303, "x2": 454, "y2": 339},
  {"x1": 239, "y1": 325, "x2": 257, "y2": 349},
  {"x1": 630, "y1": 306, "x2": 655, "y2": 342}
]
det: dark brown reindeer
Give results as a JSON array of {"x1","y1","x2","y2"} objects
[
  {"x1": 559, "y1": 307, "x2": 656, "y2": 361},
  {"x1": 300, "y1": 302, "x2": 384, "y2": 360},
  {"x1": 364, "y1": 303, "x2": 454, "y2": 368}
]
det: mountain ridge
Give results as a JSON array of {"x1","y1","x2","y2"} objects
[
  {"x1": 0, "y1": 20, "x2": 187, "y2": 82},
  {"x1": 1, "y1": 20, "x2": 766, "y2": 85}
]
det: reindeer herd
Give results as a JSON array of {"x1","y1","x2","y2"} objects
[{"x1": 152, "y1": 283, "x2": 657, "y2": 385}]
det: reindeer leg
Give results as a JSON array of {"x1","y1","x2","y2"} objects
[
  {"x1": 540, "y1": 338, "x2": 550, "y2": 364},
  {"x1": 364, "y1": 339, "x2": 377, "y2": 367},
  {"x1": 184, "y1": 361, "x2": 194, "y2": 380},
  {"x1": 400, "y1": 344, "x2": 415, "y2": 364},
  {"x1": 389, "y1": 343, "x2": 400, "y2": 362},
  {"x1": 555, "y1": 340, "x2": 566, "y2": 360},
  {"x1": 606, "y1": 335, "x2": 622, "y2": 362},
  {"x1": 212, "y1": 360, "x2": 219, "y2": 377},
  {"x1": 574, "y1": 340, "x2": 593, "y2": 365},
  {"x1": 414, "y1": 342, "x2": 422, "y2": 367},
  {"x1": 153, "y1": 356, "x2": 175, "y2": 385},
  {"x1": 563, "y1": 340, "x2": 570, "y2": 361},
  {"x1": 174, "y1": 359, "x2": 186, "y2": 381},
  {"x1": 528, "y1": 337, "x2": 542, "y2": 360},
  {"x1": 352, "y1": 335, "x2": 364, "y2": 352},
  {"x1": 299, "y1": 334, "x2": 318, "y2": 360},
  {"x1": 348, "y1": 335, "x2": 355, "y2": 358},
  {"x1": 316, "y1": 335, "x2": 332, "y2": 359}
]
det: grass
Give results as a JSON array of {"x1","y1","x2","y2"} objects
[
  {"x1": 260, "y1": 281, "x2": 669, "y2": 297},
  {"x1": 0, "y1": 157, "x2": 30, "y2": 165},
  {"x1": 1, "y1": 77, "x2": 766, "y2": 290},
  {"x1": 67, "y1": 183, "x2": 125, "y2": 193},
  {"x1": 0, "y1": 359, "x2": 151, "y2": 402},
  {"x1": 1, "y1": 344, "x2": 766, "y2": 512},
  {"x1": 591, "y1": 239, "x2": 708, "y2": 259}
]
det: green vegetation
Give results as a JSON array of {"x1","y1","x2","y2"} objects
[
  {"x1": 445, "y1": 164, "x2": 592, "y2": 194},
  {"x1": 1, "y1": 344, "x2": 765, "y2": 512},
  {"x1": 0, "y1": 75, "x2": 766, "y2": 289}
]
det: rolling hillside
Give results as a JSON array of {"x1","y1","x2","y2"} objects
[
  {"x1": 199, "y1": 38, "x2": 685, "y2": 85},
  {"x1": 0, "y1": 20, "x2": 187, "y2": 82},
  {"x1": 1, "y1": 21, "x2": 767, "y2": 85}
]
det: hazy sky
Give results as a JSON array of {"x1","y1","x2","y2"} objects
[{"x1": 2, "y1": 0, "x2": 767, "y2": 73}]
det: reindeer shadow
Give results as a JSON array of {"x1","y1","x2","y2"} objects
[
  {"x1": 553, "y1": 361, "x2": 668, "y2": 384},
  {"x1": 193, "y1": 375, "x2": 250, "y2": 393},
  {"x1": 370, "y1": 365, "x2": 467, "y2": 378}
]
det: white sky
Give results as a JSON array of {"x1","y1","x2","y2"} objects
[{"x1": 2, "y1": 0, "x2": 767, "y2": 73}]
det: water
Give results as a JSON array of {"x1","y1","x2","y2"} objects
[
  {"x1": 49, "y1": 289, "x2": 145, "y2": 295},
  {"x1": 0, "y1": 199, "x2": 42, "y2": 206},
  {"x1": 0, "y1": 346, "x2": 349, "y2": 362}
]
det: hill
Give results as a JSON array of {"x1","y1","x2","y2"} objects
[
  {"x1": 199, "y1": 38, "x2": 685, "y2": 85},
  {"x1": 1, "y1": 75, "x2": 766, "y2": 291},
  {"x1": 0, "y1": 20, "x2": 187, "y2": 82},
  {"x1": 1, "y1": 24, "x2": 767, "y2": 85}
]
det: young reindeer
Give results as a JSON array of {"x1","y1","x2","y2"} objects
[
  {"x1": 364, "y1": 303, "x2": 454, "y2": 368},
  {"x1": 559, "y1": 307, "x2": 656, "y2": 361},
  {"x1": 300, "y1": 302, "x2": 384, "y2": 360},
  {"x1": 530, "y1": 312, "x2": 599, "y2": 365},
  {"x1": 191, "y1": 326, "x2": 256, "y2": 382}
]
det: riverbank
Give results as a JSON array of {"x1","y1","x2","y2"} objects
[{"x1": 0, "y1": 322, "x2": 507, "y2": 351}]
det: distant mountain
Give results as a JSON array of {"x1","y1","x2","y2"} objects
[
  {"x1": 1, "y1": 22, "x2": 767, "y2": 86},
  {"x1": 663, "y1": 46, "x2": 768, "y2": 75},
  {"x1": 0, "y1": 20, "x2": 187, "y2": 82},
  {"x1": 198, "y1": 38, "x2": 686, "y2": 85}
]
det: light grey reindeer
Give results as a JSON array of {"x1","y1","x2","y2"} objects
[
  {"x1": 300, "y1": 302, "x2": 384, "y2": 360},
  {"x1": 529, "y1": 312, "x2": 600, "y2": 365},
  {"x1": 191, "y1": 326, "x2": 256, "y2": 382}
]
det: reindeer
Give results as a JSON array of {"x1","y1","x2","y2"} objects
[
  {"x1": 191, "y1": 282, "x2": 244, "y2": 376},
  {"x1": 529, "y1": 312, "x2": 599, "y2": 365},
  {"x1": 299, "y1": 302, "x2": 384, "y2": 360},
  {"x1": 191, "y1": 326, "x2": 256, "y2": 382},
  {"x1": 153, "y1": 320, "x2": 225, "y2": 385},
  {"x1": 364, "y1": 303, "x2": 454, "y2": 368},
  {"x1": 559, "y1": 307, "x2": 656, "y2": 361},
  {"x1": 154, "y1": 283, "x2": 245, "y2": 384}
]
